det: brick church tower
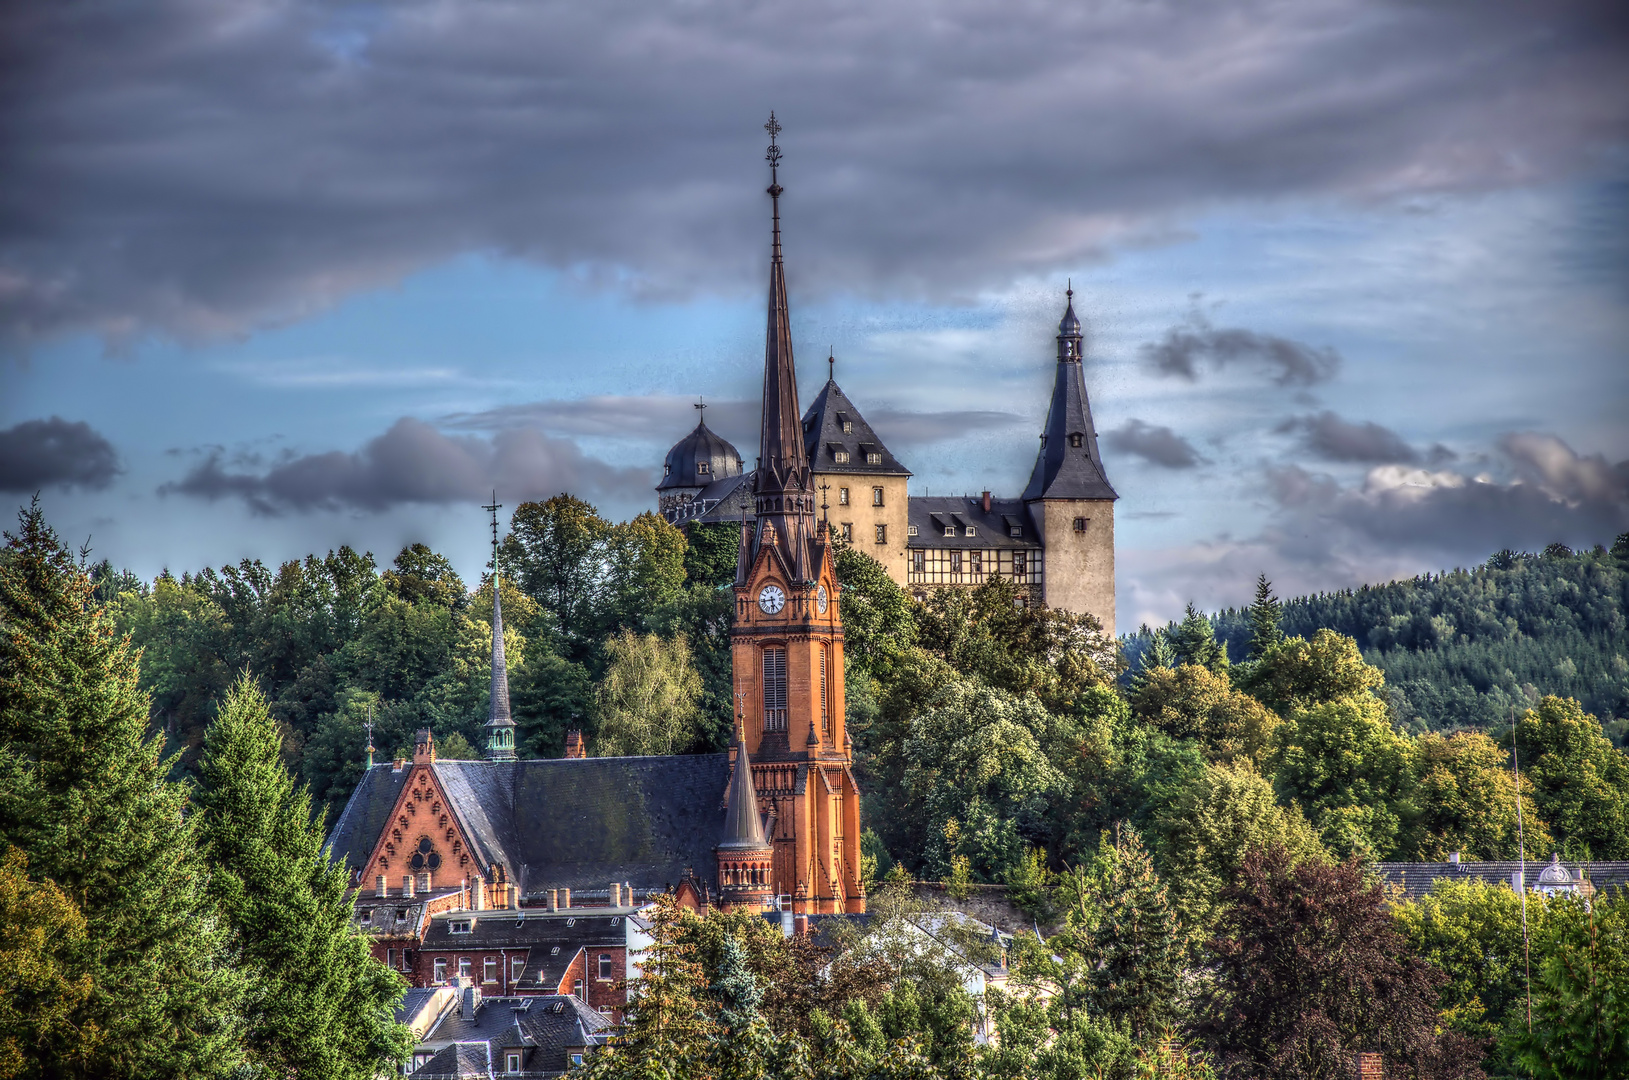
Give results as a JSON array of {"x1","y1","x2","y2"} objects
[{"x1": 722, "y1": 115, "x2": 865, "y2": 915}]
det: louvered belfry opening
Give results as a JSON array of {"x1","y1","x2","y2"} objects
[{"x1": 762, "y1": 647, "x2": 787, "y2": 732}]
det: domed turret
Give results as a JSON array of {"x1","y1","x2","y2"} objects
[{"x1": 657, "y1": 407, "x2": 744, "y2": 511}]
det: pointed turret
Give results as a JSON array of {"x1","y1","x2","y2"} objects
[
  {"x1": 719, "y1": 729, "x2": 768, "y2": 850},
  {"x1": 482, "y1": 494, "x2": 518, "y2": 761},
  {"x1": 715, "y1": 723, "x2": 774, "y2": 909},
  {"x1": 750, "y1": 112, "x2": 816, "y2": 583},
  {"x1": 1022, "y1": 288, "x2": 1117, "y2": 502}
]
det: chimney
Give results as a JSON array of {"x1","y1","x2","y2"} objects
[
  {"x1": 473, "y1": 875, "x2": 485, "y2": 911},
  {"x1": 564, "y1": 730, "x2": 587, "y2": 759},
  {"x1": 610, "y1": 883, "x2": 622, "y2": 908},
  {"x1": 549, "y1": 889, "x2": 559, "y2": 912},
  {"x1": 794, "y1": 914, "x2": 809, "y2": 937},
  {"x1": 778, "y1": 896, "x2": 793, "y2": 939},
  {"x1": 1354, "y1": 1052, "x2": 1382, "y2": 1080},
  {"x1": 561, "y1": 888, "x2": 571, "y2": 909},
  {"x1": 403, "y1": 875, "x2": 415, "y2": 899},
  {"x1": 460, "y1": 877, "x2": 468, "y2": 909},
  {"x1": 419, "y1": 872, "x2": 432, "y2": 894},
  {"x1": 413, "y1": 728, "x2": 436, "y2": 764},
  {"x1": 1449, "y1": 852, "x2": 1460, "y2": 867},
  {"x1": 376, "y1": 875, "x2": 388, "y2": 899},
  {"x1": 509, "y1": 884, "x2": 519, "y2": 910},
  {"x1": 981, "y1": 490, "x2": 991, "y2": 513}
]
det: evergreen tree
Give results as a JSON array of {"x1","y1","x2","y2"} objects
[
  {"x1": 194, "y1": 674, "x2": 411, "y2": 1079},
  {"x1": 1089, "y1": 831, "x2": 1182, "y2": 1042},
  {"x1": 1169, "y1": 603, "x2": 1228, "y2": 674},
  {"x1": 0, "y1": 501, "x2": 243, "y2": 1079},
  {"x1": 1503, "y1": 892, "x2": 1629, "y2": 1080},
  {"x1": 1245, "y1": 574, "x2": 1283, "y2": 660},
  {"x1": 1128, "y1": 624, "x2": 1177, "y2": 696}
]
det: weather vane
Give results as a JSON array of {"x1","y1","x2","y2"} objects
[
  {"x1": 765, "y1": 111, "x2": 783, "y2": 198},
  {"x1": 695, "y1": 396, "x2": 706, "y2": 418},
  {"x1": 828, "y1": 348, "x2": 835, "y2": 382},
  {"x1": 364, "y1": 703, "x2": 375, "y2": 769}
]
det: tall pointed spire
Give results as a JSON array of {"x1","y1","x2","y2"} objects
[
  {"x1": 482, "y1": 492, "x2": 517, "y2": 761},
  {"x1": 719, "y1": 722, "x2": 768, "y2": 849},
  {"x1": 1022, "y1": 287, "x2": 1117, "y2": 502},
  {"x1": 752, "y1": 111, "x2": 815, "y2": 581}
]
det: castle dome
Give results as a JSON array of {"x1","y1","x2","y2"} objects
[{"x1": 658, "y1": 417, "x2": 744, "y2": 491}]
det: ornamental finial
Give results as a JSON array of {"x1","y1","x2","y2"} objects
[{"x1": 765, "y1": 111, "x2": 783, "y2": 198}]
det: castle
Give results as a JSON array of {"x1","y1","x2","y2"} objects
[{"x1": 658, "y1": 285, "x2": 1119, "y2": 635}]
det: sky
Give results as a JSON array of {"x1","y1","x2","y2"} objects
[{"x1": 2, "y1": 0, "x2": 1627, "y2": 630}]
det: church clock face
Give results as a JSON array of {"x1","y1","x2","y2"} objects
[
  {"x1": 757, "y1": 585, "x2": 786, "y2": 614},
  {"x1": 816, "y1": 584, "x2": 828, "y2": 614}
]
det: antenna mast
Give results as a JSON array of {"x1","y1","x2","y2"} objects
[{"x1": 1512, "y1": 708, "x2": 1532, "y2": 1033}]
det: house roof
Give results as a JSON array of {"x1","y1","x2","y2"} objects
[
  {"x1": 659, "y1": 418, "x2": 745, "y2": 492},
  {"x1": 413, "y1": 996, "x2": 610, "y2": 1078},
  {"x1": 906, "y1": 497, "x2": 1042, "y2": 550},
  {"x1": 663, "y1": 470, "x2": 756, "y2": 526},
  {"x1": 419, "y1": 910, "x2": 630, "y2": 992},
  {"x1": 1374, "y1": 859, "x2": 1629, "y2": 901},
  {"x1": 801, "y1": 378, "x2": 910, "y2": 477},
  {"x1": 326, "y1": 754, "x2": 733, "y2": 895}
]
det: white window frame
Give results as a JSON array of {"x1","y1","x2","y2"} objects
[
  {"x1": 484, "y1": 957, "x2": 498, "y2": 983},
  {"x1": 507, "y1": 1051, "x2": 522, "y2": 1073},
  {"x1": 458, "y1": 957, "x2": 471, "y2": 979},
  {"x1": 838, "y1": 487, "x2": 849, "y2": 505},
  {"x1": 433, "y1": 958, "x2": 448, "y2": 984}
]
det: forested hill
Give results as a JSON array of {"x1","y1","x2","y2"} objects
[{"x1": 1203, "y1": 539, "x2": 1629, "y2": 739}]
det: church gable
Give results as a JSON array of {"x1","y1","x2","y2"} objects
[{"x1": 359, "y1": 762, "x2": 485, "y2": 894}]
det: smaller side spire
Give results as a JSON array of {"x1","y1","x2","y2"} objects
[
  {"x1": 716, "y1": 719, "x2": 774, "y2": 908},
  {"x1": 482, "y1": 493, "x2": 517, "y2": 762},
  {"x1": 720, "y1": 725, "x2": 768, "y2": 849}
]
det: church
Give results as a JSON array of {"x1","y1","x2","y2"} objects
[{"x1": 325, "y1": 119, "x2": 1117, "y2": 1010}]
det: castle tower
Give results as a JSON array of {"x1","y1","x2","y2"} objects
[
  {"x1": 731, "y1": 114, "x2": 865, "y2": 914},
  {"x1": 715, "y1": 725, "x2": 775, "y2": 911},
  {"x1": 1022, "y1": 289, "x2": 1118, "y2": 635}
]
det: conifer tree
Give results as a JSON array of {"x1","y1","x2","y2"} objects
[
  {"x1": 1245, "y1": 574, "x2": 1283, "y2": 661},
  {"x1": 0, "y1": 501, "x2": 243, "y2": 1079},
  {"x1": 1089, "y1": 831, "x2": 1182, "y2": 1042},
  {"x1": 1129, "y1": 625, "x2": 1177, "y2": 696},
  {"x1": 1169, "y1": 603, "x2": 1228, "y2": 674},
  {"x1": 193, "y1": 674, "x2": 411, "y2": 1079}
]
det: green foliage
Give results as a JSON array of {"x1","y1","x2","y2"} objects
[
  {"x1": 1131, "y1": 663, "x2": 1280, "y2": 769},
  {"x1": 1167, "y1": 603, "x2": 1228, "y2": 675},
  {"x1": 1086, "y1": 832, "x2": 1182, "y2": 1042},
  {"x1": 1515, "y1": 695, "x2": 1629, "y2": 858},
  {"x1": 1408, "y1": 730, "x2": 1548, "y2": 860},
  {"x1": 194, "y1": 675, "x2": 410, "y2": 1079},
  {"x1": 1246, "y1": 574, "x2": 1284, "y2": 662},
  {"x1": 1241, "y1": 628, "x2": 1385, "y2": 715},
  {"x1": 0, "y1": 846, "x2": 95, "y2": 1078},
  {"x1": 500, "y1": 494, "x2": 611, "y2": 650},
  {"x1": 604, "y1": 512, "x2": 689, "y2": 633},
  {"x1": 1271, "y1": 693, "x2": 1416, "y2": 859},
  {"x1": 1502, "y1": 892, "x2": 1629, "y2": 1079},
  {"x1": 682, "y1": 522, "x2": 742, "y2": 589},
  {"x1": 1394, "y1": 877, "x2": 1531, "y2": 1052},
  {"x1": 833, "y1": 543, "x2": 918, "y2": 682},
  {"x1": 0, "y1": 501, "x2": 244, "y2": 1079},
  {"x1": 594, "y1": 630, "x2": 705, "y2": 756}
]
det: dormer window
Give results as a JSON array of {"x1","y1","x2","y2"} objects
[
  {"x1": 866, "y1": 452, "x2": 882, "y2": 465},
  {"x1": 1070, "y1": 433, "x2": 1084, "y2": 447},
  {"x1": 844, "y1": 421, "x2": 854, "y2": 433},
  {"x1": 449, "y1": 919, "x2": 472, "y2": 934},
  {"x1": 1009, "y1": 526, "x2": 1022, "y2": 537},
  {"x1": 965, "y1": 526, "x2": 976, "y2": 537},
  {"x1": 907, "y1": 524, "x2": 918, "y2": 536},
  {"x1": 663, "y1": 464, "x2": 671, "y2": 476},
  {"x1": 697, "y1": 461, "x2": 710, "y2": 474},
  {"x1": 834, "y1": 451, "x2": 850, "y2": 464},
  {"x1": 943, "y1": 525, "x2": 955, "y2": 537}
]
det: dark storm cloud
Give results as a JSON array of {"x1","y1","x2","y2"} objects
[
  {"x1": 1264, "y1": 433, "x2": 1629, "y2": 557},
  {"x1": 1104, "y1": 419, "x2": 1205, "y2": 468},
  {"x1": 0, "y1": 417, "x2": 120, "y2": 492},
  {"x1": 160, "y1": 418, "x2": 647, "y2": 516},
  {"x1": 2, "y1": 0, "x2": 1626, "y2": 343},
  {"x1": 1275, "y1": 411, "x2": 1453, "y2": 464},
  {"x1": 1142, "y1": 312, "x2": 1341, "y2": 386}
]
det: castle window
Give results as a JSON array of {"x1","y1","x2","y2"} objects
[
  {"x1": 410, "y1": 837, "x2": 441, "y2": 873},
  {"x1": 950, "y1": 551, "x2": 962, "y2": 575},
  {"x1": 433, "y1": 958, "x2": 448, "y2": 984},
  {"x1": 838, "y1": 487, "x2": 849, "y2": 505},
  {"x1": 840, "y1": 523, "x2": 852, "y2": 542},
  {"x1": 872, "y1": 486, "x2": 884, "y2": 506},
  {"x1": 762, "y1": 647, "x2": 788, "y2": 732},
  {"x1": 834, "y1": 451, "x2": 850, "y2": 464},
  {"x1": 663, "y1": 464, "x2": 671, "y2": 476},
  {"x1": 874, "y1": 524, "x2": 887, "y2": 544},
  {"x1": 1070, "y1": 433, "x2": 1084, "y2": 447},
  {"x1": 599, "y1": 954, "x2": 613, "y2": 979},
  {"x1": 912, "y1": 550, "x2": 925, "y2": 573},
  {"x1": 867, "y1": 452, "x2": 882, "y2": 465},
  {"x1": 1073, "y1": 517, "x2": 1088, "y2": 533},
  {"x1": 970, "y1": 551, "x2": 983, "y2": 575}
]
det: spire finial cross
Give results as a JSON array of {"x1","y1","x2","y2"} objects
[
  {"x1": 695, "y1": 396, "x2": 706, "y2": 419},
  {"x1": 1067, "y1": 277, "x2": 1073, "y2": 301},
  {"x1": 828, "y1": 348, "x2": 835, "y2": 382},
  {"x1": 765, "y1": 111, "x2": 784, "y2": 199},
  {"x1": 364, "y1": 702, "x2": 375, "y2": 768},
  {"x1": 481, "y1": 491, "x2": 503, "y2": 578}
]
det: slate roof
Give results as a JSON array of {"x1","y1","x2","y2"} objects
[
  {"x1": 326, "y1": 754, "x2": 733, "y2": 896},
  {"x1": 801, "y1": 378, "x2": 910, "y2": 477},
  {"x1": 659, "y1": 419, "x2": 745, "y2": 492},
  {"x1": 413, "y1": 996, "x2": 610, "y2": 1078},
  {"x1": 1375, "y1": 860, "x2": 1629, "y2": 902},
  {"x1": 907, "y1": 497, "x2": 1042, "y2": 550},
  {"x1": 663, "y1": 470, "x2": 755, "y2": 526},
  {"x1": 1021, "y1": 295, "x2": 1117, "y2": 503},
  {"x1": 419, "y1": 910, "x2": 630, "y2": 993}
]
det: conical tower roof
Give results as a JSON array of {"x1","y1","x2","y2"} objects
[
  {"x1": 718, "y1": 728, "x2": 769, "y2": 850},
  {"x1": 1022, "y1": 288, "x2": 1118, "y2": 502},
  {"x1": 484, "y1": 580, "x2": 517, "y2": 761}
]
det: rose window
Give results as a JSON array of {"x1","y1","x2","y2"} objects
[{"x1": 408, "y1": 837, "x2": 442, "y2": 872}]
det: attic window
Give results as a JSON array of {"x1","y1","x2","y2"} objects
[
  {"x1": 611, "y1": 917, "x2": 621, "y2": 925},
  {"x1": 944, "y1": 525, "x2": 955, "y2": 537},
  {"x1": 359, "y1": 908, "x2": 374, "y2": 921},
  {"x1": 566, "y1": 918, "x2": 576, "y2": 927},
  {"x1": 834, "y1": 451, "x2": 850, "y2": 464},
  {"x1": 840, "y1": 414, "x2": 853, "y2": 433},
  {"x1": 507, "y1": 1052, "x2": 522, "y2": 1074},
  {"x1": 663, "y1": 464, "x2": 671, "y2": 476},
  {"x1": 1070, "y1": 433, "x2": 1084, "y2": 447},
  {"x1": 449, "y1": 920, "x2": 472, "y2": 934},
  {"x1": 697, "y1": 461, "x2": 710, "y2": 474},
  {"x1": 550, "y1": 946, "x2": 560, "y2": 956},
  {"x1": 866, "y1": 452, "x2": 882, "y2": 465},
  {"x1": 907, "y1": 524, "x2": 918, "y2": 536},
  {"x1": 965, "y1": 525, "x2": 977, "y2": 537},
  {"x1": 1010, "y1": 526, "x2": 1022, "y2": 537}
]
